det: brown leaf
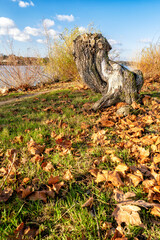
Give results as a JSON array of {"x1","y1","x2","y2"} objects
[
  {"x1": 100, "y1": 119, "x2": 115, "y2": 128},
  {"x1": 13, "y1": 135, "x2": 23, "y2": 144},
  {"x1": 104, "y1": 171, "x2": 124, "y2": 187},
  {"x1": 0, "y1": 167, "x2": 7, "y2": 177},
  {"x1": 82, "y1": 197, "x2": 93, "y2": 208},
  {"x1": 116, "y1": 102, "x2": 127, "y2": 109},
  {"x1": 115, "y1": 163, "x2": 129, "y2": 177},
  {"x1": 27, "y1": 138, "x2": 45, "y2": 155},
  {"x1": 48, "y1": 175, "x2": 59, "y2": 185},
  {"x1": 0, "y1": 188, "x2": 13, "y2": 202},
  {"x1": 153, "y1": 154, "x2": 160, "y2": 164},
  {"x1": 151, "y1": 205, "x2": 160, "y2": 217},
  {"x1": 111, "y1": 228, "x2": 127, "y2": 240},
  {"x1": 112, "y1": 204, "x2": 143, "y2": 226},
  {"x1": 52, "y1": 181, "x2": 64, "y2": 194},
  {"x1": 45, "y1": 148, "x2": 54, "y2": 155},
  {"x1": 142, "y1": 179, "x2": 156, "y2": 191},
  {"x1": 28, "y1": 191, "x2": 47, "y2": 202},
  {"x1": 42, "y1": 162, "x2": 54, "y2": 172},
  {"x1": 110, "y1": 154, "x2": 122, "y2": 163},
  {"x1": 22, "y1": 177, "x2": 30, "y2": 184},
  {"x1": 89, "y1": 168, "x2": 99, "y2": 177},
  {"x1": 127, "y1": 173, "x2": 142, "y2": 187},
  {"x1": 95, "y1": 172, "x2": 106, "y2": 183},
  {"x1": 31, "y1": 154, "x2": 44, "y2": 163},
  {"x1": 63, "y1": 170, "x2": 73, "y2": 181},
  {"x1": 142, "y1": 95, "x2": 152, "y2": 106},
  {"x1": 114, "y1": 189, "x2": 136, "y2": 202},
  {"x1": 16, "y1": 185, "x2": 32, "y2": 199}
]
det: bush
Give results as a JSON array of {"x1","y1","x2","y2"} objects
[
  {"x1": 136, "y1": 43, "x2": 160, "y2": 79},
  {"x1": 43, "y1": 25, "x2": 102, "y2": 82}
]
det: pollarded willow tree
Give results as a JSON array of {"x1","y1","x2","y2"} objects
[{"x1": 73, "y1": 33, "x2": 143, "y2": 110}]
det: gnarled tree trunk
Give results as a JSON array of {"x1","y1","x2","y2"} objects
[{"x1": 73, "y1": 33, "x2": 143, "y2": 110}]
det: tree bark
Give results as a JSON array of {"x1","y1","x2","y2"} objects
[{"x1": 73, "y1": 33, "x2": 143, "y2": 110}]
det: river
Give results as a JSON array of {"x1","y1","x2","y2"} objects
[{"x1": 0, "y1": 65, "x2": 49, "y2": 88}]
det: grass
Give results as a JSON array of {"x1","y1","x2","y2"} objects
[{"x1": 0, "y1": 86, "x2": 160, "y2": 239}]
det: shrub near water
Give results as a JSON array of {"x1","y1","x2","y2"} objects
[
  {"x1": 44, "y1": 27, "x2": 81, "y2": 82},
  {"x1": 136, "y1": 42, "x2": 160, "y2": 80}
]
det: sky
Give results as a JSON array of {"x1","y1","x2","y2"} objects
[{"x1": 0, "y1": 0, "x2": 160, "y2": 60}]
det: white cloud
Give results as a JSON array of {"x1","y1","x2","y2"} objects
[
  {"x1": 18, "y1": 1, "x2": 34, "y2": 8},
  {"x1": 47, "y1": 29, "x2": 59, "y2": 39},
  {"x1": 8, "y1": 27, "x2": 21, "y2": 37},
  {"x1": 79, "y1": 26, "x2": 86, "y2": 33},
  {"x1": 13, "y1": 32, "x2": 30, "y2": 41},
  {"x1": 108, "y1": 39, "x2": 122, "y2": 46},
  {"x1": 56, "y1": 14, "x2": 74, "y2": 22},
  {"x1": 0, "y1": 17, "x2": 15, "y2": 28},
  {"x1": 0, "y1": 17, "x2": 31, "y2": 42},
  {"x1": 30, "y1": 1, "x2": 34, "y2": 6},
  {"x1": 43, "y1": 19, "x2": 55, "y2": 28},
  {"x1": 37, "y1": 39, "x2": 46, "y2": 44},
  {"x1": 24, "y1": 26, "x2": 39, "y2": 36},
  {"x1": 139, "y1": 38, "x2": 151, "y2": 44}
]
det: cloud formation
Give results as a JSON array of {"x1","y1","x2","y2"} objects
[
  {"x1": 108, "y1": 39, "x2": 122, "y2": 46},
  {"x1": 43, "y1": 19, "x2": 55, "y2": 28},
  {"x1": 0, "y1": 17, "x2": 59, "y2": 43},
  {"x1": 19, "y1": 1, "x2": 34, "y2": 8},
  {"x1": 56, "y1": 14, "x2": 74, "y2": 22},
  {"x1": 0, "y1": 17, "x2": 30, "y2": 42},
  {"x1": 11, "y1": 0, "x2": 34, "y2": 8},
  {"x1": 24, "y1": 26, "x2": 40, "y2": 36}
]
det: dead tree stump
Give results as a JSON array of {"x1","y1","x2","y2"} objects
[{"x1": 73, "y1": 33, "x2": 143, "y2": 110}]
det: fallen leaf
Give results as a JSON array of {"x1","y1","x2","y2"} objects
[
  {"x1": 42, "y1": 162, "x2": 54, "y2": 172},
  {"x1": 28, "y1": 191, "x2": 47, "y2": 202},
  {"x1": 63, "y1": 170, "x2": 73, "y2": 181},
  {"x1": 31, "y1": 154, "x2": 44, "y2": 163},
  {"x1": 115, "y1": 163, "x2": 129, "y2": 177},
  {"x1": 27, "y1": 138, "x2": 45, "y2": 155},
  {"x1": 110, "y1": 154, "x2": 122, "y2": 163},
  {"x1": 103, "y1": 171, "x2": 124, "y2": 187},
  {"x1": 48, "y1": 175, "x2": 60, "y2": 185},
  {"x1": 114, "y1": 189, "x2": 136, "y2": 202},
  {"x1": 22, "y1": 177, "x2": 30, "y2": 184},
  {"x1": 52, "y1": 181, "x2": 64, "y2": 194},
  {"x1": 16, "y1": 185, "x2": 32, "y2": 199},
  {"x1": 100, "y1": 119, "x2": 115, "y2": 128},
  {"x1": 89, "y1": 168, "x2": 99, "y2": 177},
  {"x1": 127, "y1": 173, "x2": 142, "y2": 187},
  {"x1": 151, "y1": 205, "x2": 160, "y2": 217},
  {"x1": 142, "y1": 95, "x2": 152, "y2": 106},
  {"x1": 45, "y1": 148, "x2": 54, "y2": 155},
  {"x1": 142, "y1": 179, "x2": 156, "y2": 191},
  {"x1": 82, "y1": 197, "x2": 93, "y2": 208},
  {"x1": 101, "y1": 221, "x2": 112, "y2": 230},
  {"x1": 13, "y1": 135, "x2": 23, "y2": 144},
  {"x1": 95, "y1": 172, "x2": 106, "y2": 183},
  {"x1": 111, "y1": 228, "x2": 127, "y2": 240},
  {"x1": 153, "y1": 154, "x2": 160, "y2": 164},
  {"x1": 0, "y1": 188, "x2": 13, "y2": 202},
  {"x1": 112, "y1": 204, "x2": 143, "y2": 226}
]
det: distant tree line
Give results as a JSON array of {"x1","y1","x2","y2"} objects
[{"x1": 0, "y1": 54, "x2": 49, "y2": 65}]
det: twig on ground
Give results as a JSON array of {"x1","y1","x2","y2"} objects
[{"x1": 0, "y1": 153, "x2": 16, "y2": 189}]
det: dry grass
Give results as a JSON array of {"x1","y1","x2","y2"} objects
[{"x1": 136, "y1": 43, "x2": 160, "y2": 80}]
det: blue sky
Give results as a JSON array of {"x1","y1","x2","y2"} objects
[{"x1": 0, "y1": 0, "x2": 160, "y2": 60}]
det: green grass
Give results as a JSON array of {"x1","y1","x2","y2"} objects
[{"x1": 0, "y1": 87, "x2": 159, "y2": 239}]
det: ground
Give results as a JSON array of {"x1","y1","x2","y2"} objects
[{"x1": 0, "y1": 80, "x2": 159, "y2": 240}]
